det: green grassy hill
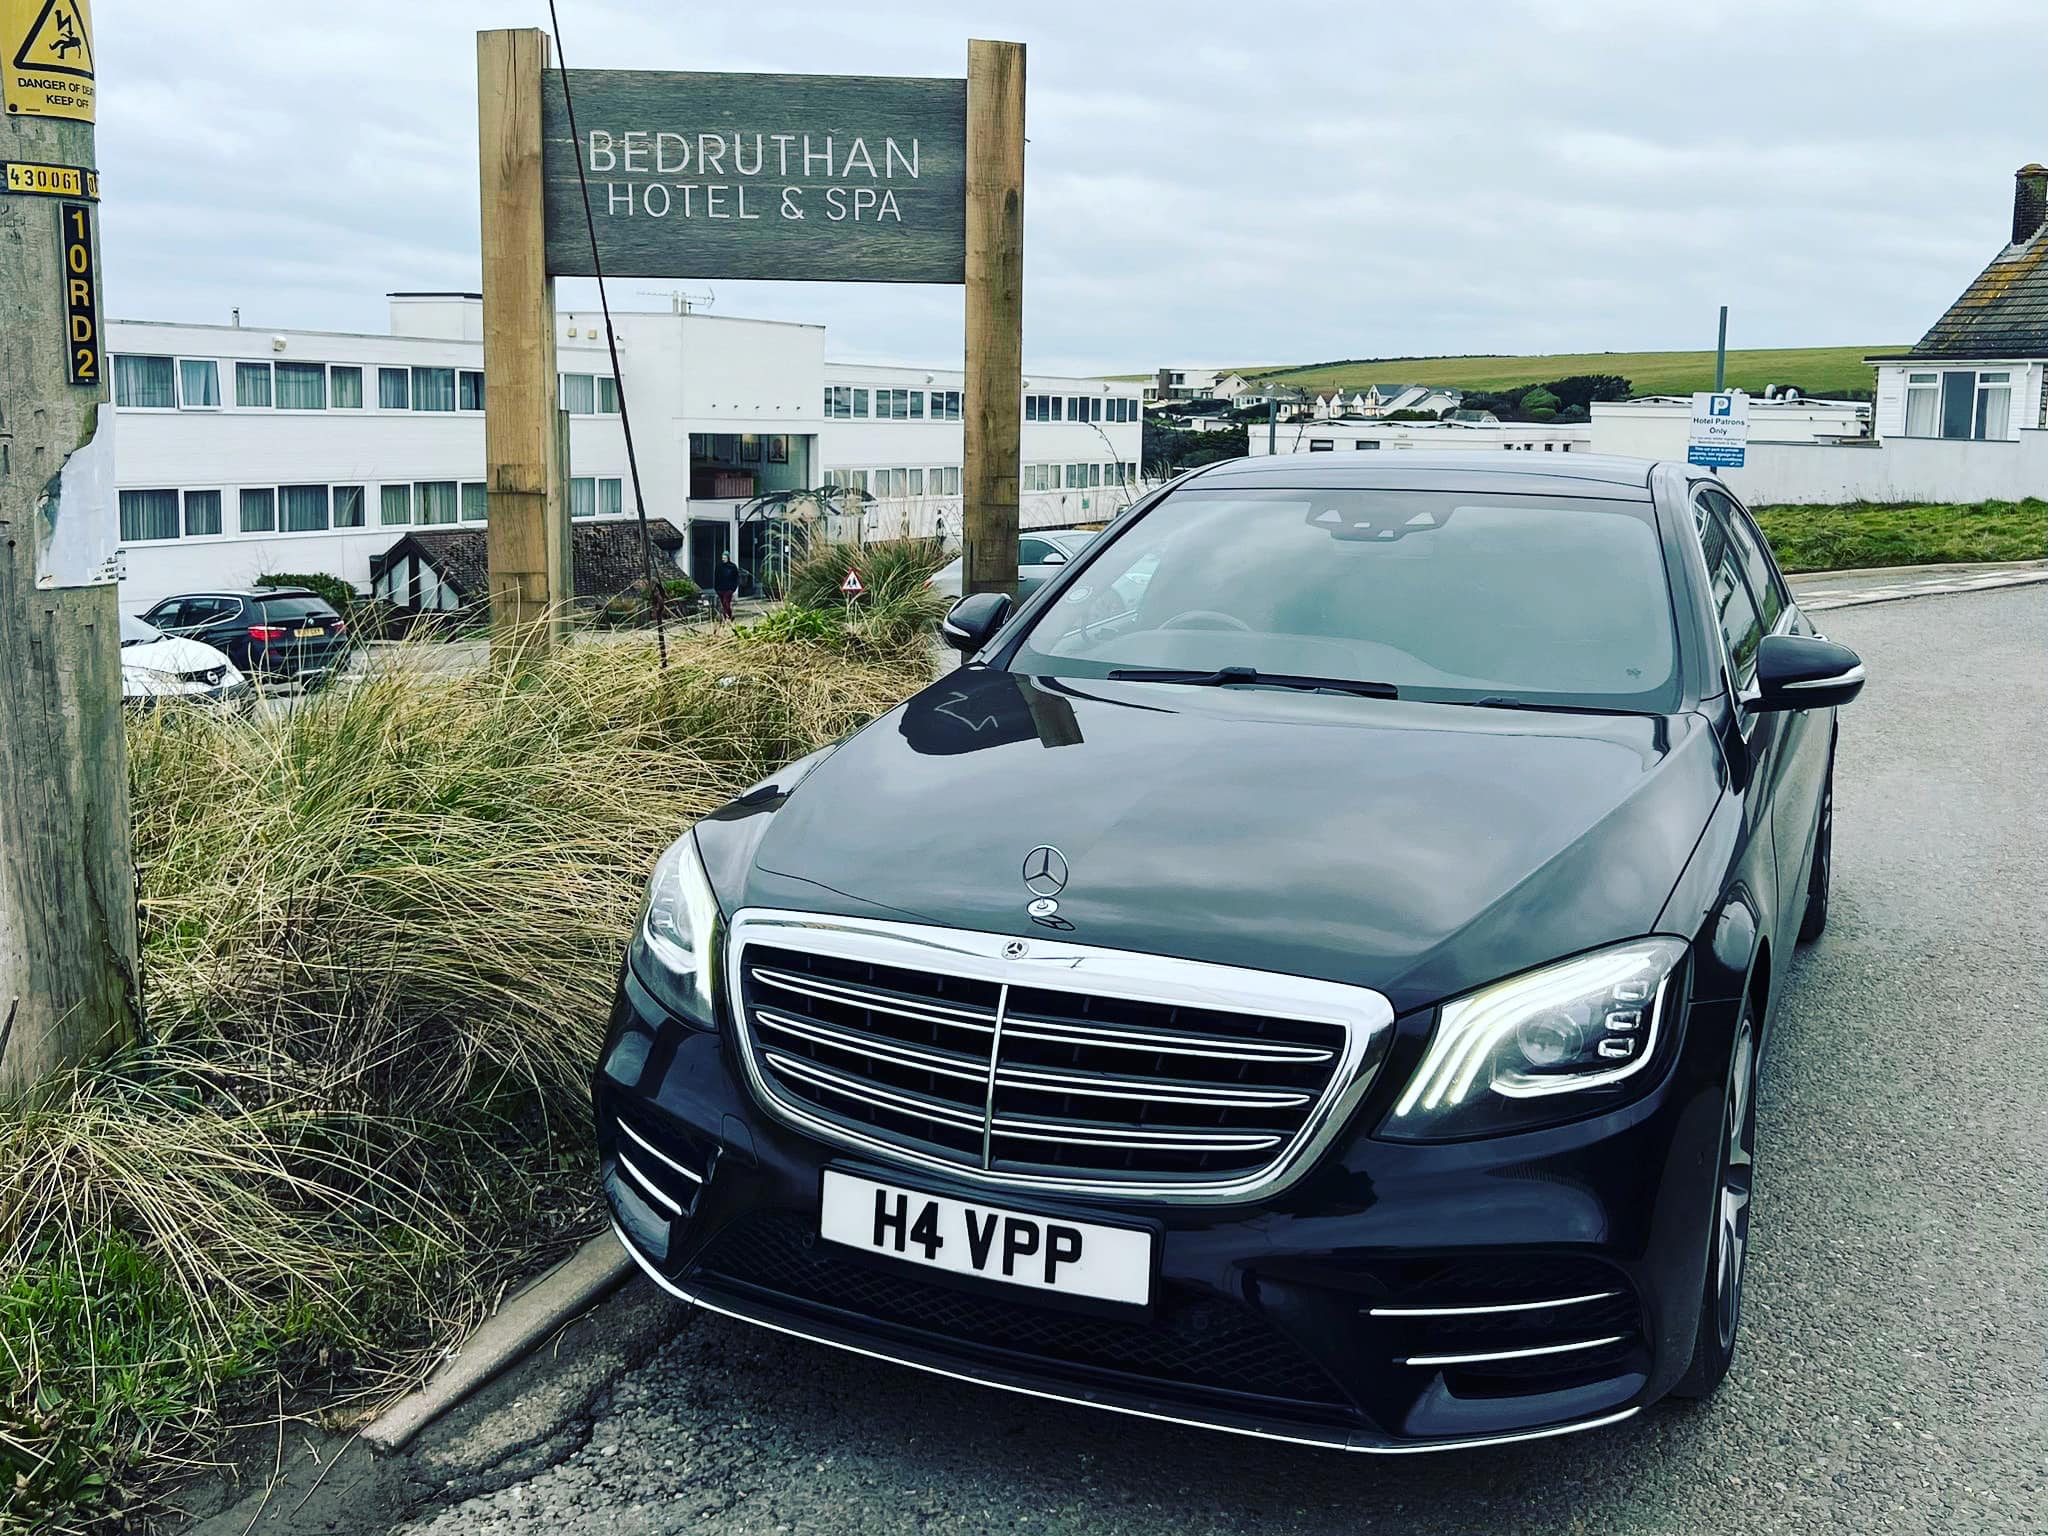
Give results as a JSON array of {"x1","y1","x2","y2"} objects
[{"x1": 1242, "y1": 346, "x2": 1895, "y2": 398}]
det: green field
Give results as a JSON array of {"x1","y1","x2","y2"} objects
[{"x1": 1231, "y1": 346, "x2": 1898, "y2": 398}]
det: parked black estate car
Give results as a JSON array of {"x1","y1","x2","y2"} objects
[
  {"x1": 141, "y1": 587, "x2": 351, "y2": 688},
  {"x1": 595, "y1": 454, "x2": 1864, "y2": 1453}
]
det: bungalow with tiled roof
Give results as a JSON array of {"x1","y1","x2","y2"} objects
[{"x1": 1868, "y1": 164, "x2": 2048, "y2": 442}]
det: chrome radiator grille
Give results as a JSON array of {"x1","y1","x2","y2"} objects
[{"x1": 729, "y1": 912, "x2": 1394, "y2": 1202}]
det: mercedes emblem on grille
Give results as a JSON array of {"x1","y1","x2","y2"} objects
[
  {"x1": 1003, "y1": 939, "x2": 1029, "y2": 959},
  {"x1": 1021, "y1": 845, "x2": 1069, "y2": 897}
]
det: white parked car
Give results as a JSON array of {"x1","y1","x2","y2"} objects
[
  {"x1": 120, "y1": 614, "x2": 248, "y2": 705},
  {"x1": 927, "y1": 529, "x2": 1099, "y2": 603}
]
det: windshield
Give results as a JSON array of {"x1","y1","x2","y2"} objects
[
  {"x1": 1008, "y1": 487, "x2": 1681, "y2": 711},
  {"x1": 119, "y1": 615, "x2": 164, "y2": 647}
]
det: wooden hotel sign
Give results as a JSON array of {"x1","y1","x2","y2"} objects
[{"x1": 539, "y1": 70, "x2": 967, "y2": 283}]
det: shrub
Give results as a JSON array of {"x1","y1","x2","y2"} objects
[
  {"x1": 737, "y1": 604, "x2": 847, "y2": 647},
  {"x1": 1, "y1": 629, "x2": 933, "y2": 1529},
  {"x1": 256, "y1": 571, "x2": 360, "y2": 616},
  {"x1": 786, "y1": 536, "x2": 949, "y2": 650}
]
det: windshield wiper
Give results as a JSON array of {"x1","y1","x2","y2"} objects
[{"x1": 1106, "y1": 665, "x2": 1397, "y2": 699}]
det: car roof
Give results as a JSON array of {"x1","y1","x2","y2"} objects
[
  {"x1": 1188, "y1": 451, "x2": 1659, "y2": 498},
  {"x1": 150, "y1": 587, "x2": 321, "y2": 602}
]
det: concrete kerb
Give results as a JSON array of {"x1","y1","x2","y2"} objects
[{"x1": 361, "y1": 1232, "x2": 634, "y2": 1455}]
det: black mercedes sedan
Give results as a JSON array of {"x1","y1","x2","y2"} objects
[{"x1": 595, "y1": 453, "x2": 1865, "y2": 1454}]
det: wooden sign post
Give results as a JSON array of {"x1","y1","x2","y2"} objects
[
  {"x1": 477, "y1": 29, "x2": 1027, "y2": 645},
  {"x1": 478, "y1": 28, "x2": 568, "y2": 658},
  {"x1": 962, "y1": 40, "x2": 1024, "y2": 601}
]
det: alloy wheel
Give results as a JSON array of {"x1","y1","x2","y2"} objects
[{"x1": 1714, "y1": 1016, "x2": 1759, "y2": 1350}]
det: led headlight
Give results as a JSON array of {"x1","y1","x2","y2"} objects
[
  {"x1": 1379, "y1": 937, "x2": 1688, "y2": 1140},
  {"x1": 631, "y1": 832, "x2": 722, "y2": 1028}
]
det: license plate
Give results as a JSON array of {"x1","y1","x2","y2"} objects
[
  {"x1": 819, "y1": 1169, "x2": 1153, "y2": 1306},
  {"x1": 294, "y1": 626, "x2": 325, "y2": 639}
]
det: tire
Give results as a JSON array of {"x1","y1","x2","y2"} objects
[
  {"x1": 1798, "y1": 754, "x2": 1834, "y2": 944},
  {"x1": 1671, "y1": 1003, "x2": 1760, "y2": 1400}
]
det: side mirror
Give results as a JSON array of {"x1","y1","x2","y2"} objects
[
  {"x1": 1749, "y1": 633, "x2": 1865, "y2": 712},
  {"x1": 941, "y1": 591, "x2": 1013, "y2": 654},
  {"x1": 1040, "y1": 549, "x2": 1067, "y2": 566}
]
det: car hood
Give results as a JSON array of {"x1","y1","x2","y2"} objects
[
  {"x1": 121, "y1": 636, "x2": 237, "y2": 693},
  {"x1": 737, "y1": 669, "x2": 1722, "y2": 1015}
]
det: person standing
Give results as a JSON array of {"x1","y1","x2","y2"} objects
[{"x1": 713, "y1": 554, "x2": 742, "y2": 621}]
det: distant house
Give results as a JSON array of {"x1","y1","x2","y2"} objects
[
  {"x1": 370, "y1": 517, "x2": 691, "y2": 614},
  {"x1": 1362, "y1": 383, "x2": 1463, "y2": 417},
  {"x1": 1867, "y1": 163, "x2": 2048, "y2": 441}
]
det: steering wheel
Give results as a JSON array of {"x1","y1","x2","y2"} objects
[{"x1": 1159, "y1": 609, "x2": 1252, "y2": 632}]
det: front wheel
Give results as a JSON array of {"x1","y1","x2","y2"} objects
[{"x1": 1671, "y1": 1004, "x2": 1759, "y2": 1400}]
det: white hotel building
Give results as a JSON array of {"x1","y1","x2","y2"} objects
[{"x1": 105, "y1": 293, "x2": 1143, "y2": 614}]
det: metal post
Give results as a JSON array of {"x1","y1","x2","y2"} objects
[
  {"x1": 1715, "y1": 305, "x2": 1728, "y2": 392},
  {"x1": 1267, "y1": 397, "x2": 1276, "y2": 454}
]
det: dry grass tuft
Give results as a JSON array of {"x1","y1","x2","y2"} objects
[{"x1": 0, "y1": 630, "x2": 930, "y2": 1532}]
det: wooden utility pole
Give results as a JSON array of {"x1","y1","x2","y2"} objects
[
  {"x1": 962, "y1": 38, "x2": 1025, "y2": 599},
  {"x1": 0, "y1": 11, "x2": 139, "y2": 1100},
  {"x1": 478, "y1": 27, "x2": 569, "y2": 657}
]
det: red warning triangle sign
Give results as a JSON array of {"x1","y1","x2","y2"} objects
[
  {"x1": 840, "y1": 569, "x2": 864, "y2": 595},
  {"x1": 12, "y1": 0, "x2": 93, "y2": 79}
]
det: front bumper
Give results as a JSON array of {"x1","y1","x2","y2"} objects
[{"x1": 597, "y1": 958, "x2": 1735, "y2": 1453}]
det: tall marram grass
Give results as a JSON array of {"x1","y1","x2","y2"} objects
[{"x1": 0, "y1": 630, "x2": 931, "y2": 1533}]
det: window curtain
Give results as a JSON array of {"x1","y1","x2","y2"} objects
[
  {"x1": 240, "y1": 488, "x2": 277, "y2": 532},
  {"x1": 183, "y1": 489, "x2": 223, "y2": 535},
  {"x1": 561, "y1": 374, "x2": 595, "y2": 414},
  {"x1": 379, "y1": 367, "x2": 410, "y2": 409},
  {"x1": 179, "y1": 359, "x2": 220, "y2": 407},
  {"x1": 570, "y1": 478, "x2": 596, "y2": 518},
  {"x1": 599, "y1": 478, "x2": 623, "y2": 516},
  {"x1": 118, "y1": 488, "x2": 179, "y2": 540},
  {"x1": 281, "y1": 484, "x2": 329, "y2": 531},
  {"x1": 416, "y1": 482, "x2": 458, "y2": 524},
  {"x1": 114, "y1": 355, "x2": 176, "y2": 408},
  {"x1": 597, "y1": 376, "x2": 618, "y2": 413},
  {"x1": 331, "y1": 367, "x2": 363, "y2": 409},
  {"x1": 236, "y1": 362, "x2": 273, "y2": 408},
  {"x1": 1903, "y1": 383, "x2": 1937, "y2": 438},
  {"x1": 459, "y1": 370, "x2": 486, "y2": 411},
  {"x1": 412, "y1": 367, "x2": 456, "y2": 412},
  {"x1": 274, "y1": 361, "x2": 327, "y2": 410},
  {"x1": 1976, "y1": 378, "x2": 2012, "y2": 440},
  {"x1": 332, "y1": 485, "x2": 365, "y2": 527},
  {"x1": 380, "y1": 485, "x2": 412, "y2": 525},
  {"x1": 460, "y1": 483, "x2": 488, "y2": 521}
]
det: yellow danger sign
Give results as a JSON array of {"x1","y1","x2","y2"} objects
[{"x1": 4, "y1": 0, "x2": 93, "y2": 122}]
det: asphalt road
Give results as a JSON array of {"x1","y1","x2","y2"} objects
[{"x1": 398, "y1": 584, "x2": 2046, "y2": 1536}]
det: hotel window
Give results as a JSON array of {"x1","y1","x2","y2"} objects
[
  {"x1": 239, "y1": 487, "x2": 277, "y2": 532},
  {"x1": 1088, "y1": 463, "x2": 1102, "y2": 487},
  {"x1": 937, "y1": 390, "x2": 961, "y2": 420},
  {"x1": 112, "y1": 354, "x2": 177, "y2": 408},
  {"x1": 235, "y1": 361, "x2": 272, "y2": 408},
  {"x1": 599, "y1": 477, "x2": 623, "y2": 516},
  {"x1": 179, "y1": 359, "x2": 220, "y2": 408},
  {"x1": 378, "y1": 367, "x2": 410, "y2": 409},
  {"x1": 380, "y1": 484, "x2": 412, "y2": 526},
  {"x1": 907, "y1": 468, "x2": 925, "y2": 495},
  {"x1": 281, "y1": 484, "x2": 330, "y2": 532},
  {"x1": 413, "y1": 367, "x2": 457, "y2": 413},
  {"x1": 853, "y1": 388, "x2": 869, "y2": 418},
  {"x1": 183, "y1": 489, "x2": 223, "y2": 536},
  {"x1": 910, "y1": 390, "x2": 925, "y2": 419},
  {"x1": 415, "y1": 480, "x2": 459, "y2": 525},
  {"x1": 330, "y1": 366, "x2": 363, "y2": 409},
  {"x1": 460, "y1": 482, "x2": 488, "y2": 521},
  {"x1": 1309, "y1": 440, "x2": 1334, "y2": 452},
  {"x1": 333, "y1": 485, "x2": 365, "y2": 528},
  {"x1": 118, "y1": 488, "x2": 179, "y2": 541},
  {"x1": 459, "y1": 369, "x2": 487, "y2": 411},
  {"x1": 275, "y1": 361, "x2": 328, "y2": 410},
  {"x1": 569, "y1": 477, "x2": 596, "y2": 518},
  {"x1": 1025, "y1": 395, "x2": 1040, "y2": 422},
  {"x1": 937, "y1": 465, "x2": 961, "y2": 494},
  {"x1": 597, "y1": 376, "x2": 618, "y2": 413},
  {"x1": 561, "y1": 373, "x2": 595, "y2": 414}
]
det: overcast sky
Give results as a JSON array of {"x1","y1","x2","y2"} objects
[{"x1": 95, "y1": 0, "x2": 2045, "y2": 375}]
